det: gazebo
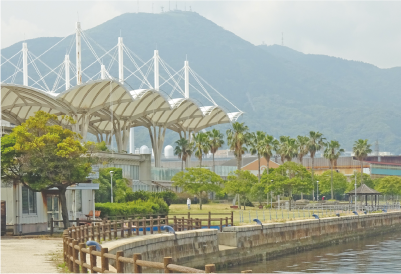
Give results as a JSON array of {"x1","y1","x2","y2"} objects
[{"x1": 346, "y1": 184, "x2": 381, "y2": 207}]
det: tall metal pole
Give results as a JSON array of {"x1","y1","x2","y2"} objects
[
  {"x1": 184, "y1": 60, "x2": 189, "y2": 98},
  {"x1": 110, "y1": 171, "x2": 114, "y2": 203},
  {"x1": 118, "y1": 37, "x2": 124, "y2": 84},
  {"x1": 65, "y1": 55, "x2": 70, "y2": 90},
  {"x1": 316, "y1": 181, "x2": 319, "y2": 201},
  {"x1": 100, "y1": 64, "x2": 106, "y2": 79},
  {"x1": 76, "y1": 22, "x2": 82, "y2": 85},
  {"x1": 129, "y1": 127, "x2": 135, "y2": 153},
  {"x1": 154, "y1": 50, "x2": 159, "y2": 90},
  {"x1": 354, "y1": 171, "x2": 357, "y2": 212},
  {"x1": 22, "y1": 43, "x2": 28, "y2": 86}
]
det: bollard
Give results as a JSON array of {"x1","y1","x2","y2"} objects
[{"x1": 164, "y1": 257, "x2": 173, "y2": 273}]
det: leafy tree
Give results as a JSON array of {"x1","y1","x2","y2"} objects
[
  {"x1": 172, "y1": 168, "x2": 222, "y2": 209},
  {"x1": 250, "y1": 181, "x2": 267, "y2": 206},
  {"x1": 353, "y1": 139, "x2": 372, "y2": 185},
  {"x1": 93, "y1": 167, "x2": 132, "y2": 203},
  {"x1": 348, "y1": 172, "x2": 376, "y2": 190},
  {"x1": 375, "y1": 176, "x2": 401, "y2": 200},
  {"x1": 1, "y1": 111, "x2": 98, "y2": 228},
  {"x1": 226, "y1": 122, "x2": 250, "y2": 170},
  {"x1": 277, "y1": 136, "x2": 298, "y2": 162},
  {"x1": 207, "y1": 129, "x2": 224, "y2": 173},
  {"x1": 262, "y1": 161, "x2": 312, "y2": 210},
  {"x1": 323, "y1": 140, "x2": 345, "y2": 200},
  {"x1": 96, "y1": 141, "x2": 109, "y2": 151},
  {"x1": 315, "y1": 171, "x2": 349, "y2": 200},
  {"x1": 249, "y1": 131, "x2": 266, "y2": 181},
  {"x1": 307, "y1": 131, "x2": 326, "y2": 200},
  {"x1": 174, "y1": 138, "x2": 193, "y2": 171},
  {"x1": 193, "y1": 132, "x2": 210, "y2": 167},
  {"x1": 225, "y1": 170, "x2": 257, "y2": 209}
]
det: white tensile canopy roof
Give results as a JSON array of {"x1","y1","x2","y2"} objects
[{"x1": 1, "y1": 80, "x2": 241, "y2": 138}]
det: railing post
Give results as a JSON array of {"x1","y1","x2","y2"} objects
[
  {"x1": 101, "y1": 247, "x2": 109, "y2": 272},
  {"x1": 135, "y1": 219, "x2": 139, "y2": 236},
  {"x1": 164, "y1": 257, "x2": 173, "y2": 273},
  {"x1": 182, "y1": 217, "x2": 185, "y2": 231},
  {"x1": 68, "y1": 238, "x2": 73, "y2": 272},
  {"x1": 225, "y1": 217, "x2": 229, "y2": 228},
  {"x1": 166, "y1": 215, "x2": 169, "y2": 227},
  {"x1": 128, "y1": 218, "x2": 133, "y2": 236},
  {"x1": 157, "y1": 216, "x2": 161, "y2": 233},
  {"x1": 173, "y1": 216, "x2": 177, "y2": 231},
  {"x1": 62, "y1": 235, "x2": 67, "y2": 263},
  {"x1": 121, "y1": 220, "x2": 125, "y2": 238},
  {"x1": 72, "y1": 240, "x2": 79, "y2": 273},
  {"x1": 143, "y1": 217, "x2": 146, "y2": 235},
  {"x1": 133, "y1": 253, "x2": 142, "y2": 273},
  {"x1": 76, "y1": 217, "x2": 80, "y2": 227},
  {"x1": 188, "y1": 212, "x2": 190, "y2": 220},
  {"x1": 150, "y1": 217, "x2": 154, "y2": 234},
  {"x1": 208, "y1": 212, "x2": 211, "y2": 229},
  {"x1": 102, "y1": 223, "x2": 106, "y2": 241},
  {"x1": 50, "y1": 217, "x2": 54, "y2": 236},
  {"x1": 108, "y1": 221, "x2": 112, "y2": 240},
  {"x1": 79, "y1": 243, "x2": 87, "y2": 273},
  {"x1": 89, "y1": 245, "x2": 97, "y2": 273},
  {"x1": 91, "y1": 223, "x2": 95, "y2": 241},
  {"x1": 231, "y1": 211, "x2": 234, "y2": 226},
  {"x1": 116, "y1": 251, "x2": 124, "y2": 273},
  {"x1": 114, "y1": 221, "x2": 118, "y2": 239},
  {"x1": 220, "y1": 218, "x2": 223, "y2": 232},
  {"x1": 205, "y1": 264, "x2": 216, "y2": 273},
  {"x1": 96, "y1": 223, "x2": 101, "y2": 242}
]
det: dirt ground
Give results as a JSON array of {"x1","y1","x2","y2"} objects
[{"x1": 0, "y1": 236, "x2": 64, "y2": 273}]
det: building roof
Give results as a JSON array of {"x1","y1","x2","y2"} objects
[
  {"x1": 346, "y1": 184, "x2": 381, "y2": 195},
  {"x1": 221, "y1": 156, "x2": 259, "y2": 167},
  {"x1": 1, "y1": 80, "x2": 242, "y2": 136}
]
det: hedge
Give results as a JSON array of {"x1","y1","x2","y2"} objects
[
  {"x1": 125, "y1": 190, "x2": 177, "y2": 206},
  {"x1": 95, "y1": 197, "x2": 169, "y2": 218}
]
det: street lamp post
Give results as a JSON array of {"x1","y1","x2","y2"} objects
[
  {"x1": 110, "y1": 170, "x2": 114, "y2": 203},
  {"x1": 354, "y1": 171, "x2": 357, "y2": 212},
  {"x1": 270, "y1": 180, "x2": 273, "y2": 209},
  {"x1": 316, "y1": 181, "x2": 319, "y2": 201}
]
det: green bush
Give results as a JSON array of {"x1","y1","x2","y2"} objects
[
  {"x1": 96, "y1": 197, "x2": 169, "y2": 218},
  {"x1": 173, "y1": 192, "x2": 209, "y2": 204},
  {"x1": 125, "y1": 191, "x2": 177, "y2": 206}
]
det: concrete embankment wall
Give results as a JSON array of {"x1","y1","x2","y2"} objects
[{"x1": 105, "y1": 212, "x2": 401, "y2": 271}]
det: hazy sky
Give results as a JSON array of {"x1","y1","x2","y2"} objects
[{"x1": 2, "y1": 1, "x2": 401, "y2": 68}]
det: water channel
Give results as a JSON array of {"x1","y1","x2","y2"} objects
[{"x1": 221, "y1": 230, "x2": 401, "y2": 273}]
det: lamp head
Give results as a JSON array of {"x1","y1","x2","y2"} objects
[{"x1": 110, "y1": 170, "x2": 114, "y2": 174}]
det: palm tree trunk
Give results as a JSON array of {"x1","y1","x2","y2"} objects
[
  {"x1": 331, "y1": 162, "x2": 334, "y2": 200},
  {"x1": 311, "y1": 156, "x2": 315, "y2": 200},
  {"x1": 258, "y1": 154, "x2": 261, "y2": 182},
  {"x1": 237, "y1": 155, "x2": 241, "y2": 171},
  {"x1": 266, "y1": 156, "x2": 270, "y2": 174},
  {"x1": 212, "y1": 153, "x2": 215, "y2": 173},
  {"x1": 181, "y1": 157, "x2": 184, "y2": 172}
]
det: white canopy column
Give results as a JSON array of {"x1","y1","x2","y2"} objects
[
  {"x1": 22, "y1": 43, "x2": 28, "y2": 86},
  {"x1": 118, "y1": 37, "x2": 124, "y2": 84},
  {"x1": 76, "y1": 22, "x2": 82, "y2": 85}
]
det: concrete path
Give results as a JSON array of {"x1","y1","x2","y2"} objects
[{"x1": 1, "y1": 237, "x2": 62, "y2": 273}]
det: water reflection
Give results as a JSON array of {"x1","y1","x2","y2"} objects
[{"x1": 221, "y1": 231, "x2": 401, "y2": 273}]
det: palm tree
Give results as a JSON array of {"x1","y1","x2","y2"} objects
[
  {"x1": 174, "y1": 138, "x2": 193, "y2": 171},
  {"x1": 207, "y1": 129, "x2": 224, "y2": 173},
  {"x1": 260, "y1": 134, "x2": 278, "y2": 175},
  {"x1": 193, "y1": 132, "x2": 210, "y2": 167},
  {"x1": 249, "y1": 131, "x2": 266, "y2": 181},
  {"x1": 226, "y1": 122, "x2": 250, "y2": 171},
  {"x1": 307, "y1": 131, "x2": 325, "y2": 200},
  {"x1": 353, "y1": 139, "x2": 372, "y2": 185},
  {"x1": 323, "y1": 140, "x2": 345, "y2": 200},
  {"x1": 278, "y1": 136, "x2": 298, "y2": 163},
  {"x1": 297, "y1": 135, "x2": 310, "y2": 164}
]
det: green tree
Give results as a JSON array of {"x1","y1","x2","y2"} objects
[
  {"x1": 174, "y1": 137, "x2": 193, "y2": 171},
  {"x1": 1, "y1": 111, "x2": 98, "y2": 228},
  {"x1": 93, "y1": 167, "x2": 132, "y2": 203},
  {"x1": 375, "y1": 176, "x2": 401, "y2": 200},
  {"x1": 207, "y1": 129, "x2": 224, "y2": 173},
  {"x1": 348, "y1": 172, "x2": 376, "y2": 190},
  {"x1": 225, "y1": 170, "x2": 257, "y2": 209},
  {"x1": 172, "y1": 168, "x2": 222, "y2": 209},
  {"x1": 250, "y1": 181, "x2": 268, "y2": 206},
  {"x1": 277, "y1": 136, "x2": 298, "y2": 162},
  {"x1": 260, "y1": 134, "x2": 278, "y2": 175},
  {"x1": 193, "y1": 132, "x2": 210, "y2": 167},
  {"x1": 307, "y1": 131, "x2": 326, "y2": 200},
  {"x1": 249, "y1": 131, "x2": 266, "y2": 181},
  {"x1": 323, "y1": 140, "x2": 345, "y2": 200},
  {"x1": 296, "y1": 135, "x2": 310, "y2": 163},
  {"x1": 353, "y1": 139, "x2": 372, "y2": 185},
  {"x1": 226, "y1": 122, "x2": 250, "y2": 170},
  {"x1": 315, "y1": 171, "x2": 349, "y2": 200},
  {"x1": 262, "y1": 161, "x2": 312, "y2": 210}
]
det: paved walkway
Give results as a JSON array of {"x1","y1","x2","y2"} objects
[{"x1": 1, "y1": 237, "x2": 62, "y2": 273}]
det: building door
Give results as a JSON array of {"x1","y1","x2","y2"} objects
[{"x1": 47, "y1": 195, "x2": 59, "y2": 228}]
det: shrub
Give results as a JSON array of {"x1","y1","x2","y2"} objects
[
  {"x1": 173, "y1": 192, "x2": 209, "y2": 204},
  {"x1": 96, "y1": 197, "x2": 169, "y2": 218},
  {"x1": 125, "y1": 190, "x2": 177, "y2": 206}
]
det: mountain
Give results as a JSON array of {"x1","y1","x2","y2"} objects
[{"x1": 1, "y1": 11, "x2": 400, "y2": 154}]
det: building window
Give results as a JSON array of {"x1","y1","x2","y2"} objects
[{"x1": 22, "y1": 186, "x2": 37, "y2": 214}]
